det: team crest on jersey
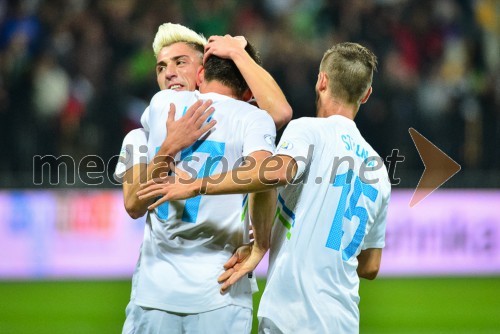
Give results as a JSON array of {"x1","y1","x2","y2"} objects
[{"x1": 279, "y1": 141, "x2": 293, "y2": 150}]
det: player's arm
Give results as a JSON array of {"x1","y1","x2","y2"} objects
[
  {"x1": 138, "y1": 153, "x2": 296, "y2": 207},
  {"x1": 138, "y1": 118, "x2": 312, "y2": 204},
  {"x1": 204, "y1": 35, "x2": 292, "y2": 129},
  {"x1": 357, "y1": 248, "x2": 382, "y2": 280},
  {"x1": 217, "y1": 187, "x2": 276, "y2": 294},
  {"x1": 203, "y1": 153, "x2": 296, "y2": 195},
  {"x1": 214, "y1": 151, "x2": 276, "y2": 293},
  {"x1": 114, "y1": 129, "x2": 149, "y2": 219},
  {"x1": 248, "y1": 180, "x2": 276, "y2": 255},
  {"x1": 124, "y1": 100, "x2": 216, "y2": 219},
  {"x1": 357, "y1": 191, "x2": 390, "y2": 279}
]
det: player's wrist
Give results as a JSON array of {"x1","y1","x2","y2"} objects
[
  {"x1": 197, "y1": 178, "x2": 207, "y2": 195},
  {"x1": 159, "y1": 140, "x2": 180, "y2": 157},
  {"x1": 230, "y1": 47, "x2": 248, "y2": 65}
]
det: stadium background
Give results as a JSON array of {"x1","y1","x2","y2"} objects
[{"x1": 1, "y1": 0, "x2": 499, "y2": 333}]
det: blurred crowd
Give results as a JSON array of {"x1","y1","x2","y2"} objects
[{"x1": 0, "y1": 0, "x2": 499, "y2": 187}]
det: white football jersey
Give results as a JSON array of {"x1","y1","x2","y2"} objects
[
  {"x1": 138, "y1": 89, "x2": 276, "y2": 313},
  {"x1": 114, "y1": 128, "x2": 148, "y2": 181},
  {"x1": 114, "y1": 128, "x2": 149, "y2": 302},
  {"x1": 258, "y1": 116, "x2": 391, "y2": 333}
]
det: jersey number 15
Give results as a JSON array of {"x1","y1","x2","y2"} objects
[{"x1": 325, "y1": 170, "x2": 378, "y2": 260}]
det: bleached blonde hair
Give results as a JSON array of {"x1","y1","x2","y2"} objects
[{"x1": 152, "y1": 23, "x2": 207, "y2": 59}]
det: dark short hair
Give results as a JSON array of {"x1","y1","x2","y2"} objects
[{"x1": 203, "y1": 42, "x2": 262, "y2": 99}]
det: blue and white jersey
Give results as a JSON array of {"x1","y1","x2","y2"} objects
[
  {"x1": 114, "y1": 128, "x2": 148, "y2": 181},
  {"x1": 114, "y1": 128, "x2": 148, "y2": 304},
  {"x1": 138, "y1": 89, "x2": 276, "y2": 313},
  {"x1": 258, "y1": 116, "x2": 391, "y2": 333}
]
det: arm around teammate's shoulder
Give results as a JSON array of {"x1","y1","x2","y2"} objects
[
  {"x1": 204, "y1": 34, "x2": 292, "y2": 129},
  {"x1": 232, "y1": 49, "x2": 292, "y2": 129}
]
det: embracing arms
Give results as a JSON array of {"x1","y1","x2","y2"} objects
[
  {"x1": 204, "y1": 35, "x2": 292, "y2": 129},
  {"x1": 122, "y1": 100, "x2": 215, "y2": 218}
]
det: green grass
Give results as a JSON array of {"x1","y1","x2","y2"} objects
[
  {"x1": 0, "y1": 280, "x2": 130, "y2": 334},
  {"x1": 0, "y1": 277, "x2": 499, "y2": 333},
  {"x1": 358, "y1": 277, "x2": 500, "y2": 334}
]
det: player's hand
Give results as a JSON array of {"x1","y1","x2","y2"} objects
[
  {"x1": 218, "y1": 244, "x2": 265, "y2": 294},
  {"x1": 204, "y1": 35, "x2": 247, "y2": 64},
  {"x1": 162, "y1": 99, "x2": 216, "y2": 153},
  {"x1": 136, "y1": 168, "x2": 200, "y2": 210}
]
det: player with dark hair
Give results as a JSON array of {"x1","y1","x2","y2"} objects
[
  {"x1": 118, "y1": 24, "x2": 277, "y2": 333},
  {"x1": 116, "y1": 23, "x2": 290, "y2": 220},
  {"x1": 139, "y1": 42, "x2": 391, "y2": 334}
]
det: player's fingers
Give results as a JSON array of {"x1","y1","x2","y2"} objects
[
  {"x1": 137, "y1": 187, "x2": 159, "y2": 200},
  {"x1": 220, "y1": 275, "x2": 235, "y2": 294},
  {"x1": 203, "y1": 49, "x2": 211, "y2": 65},
  {"x1": 195, "y1": 107, "x2": 215, "y2": 128},
  {"x1": 167, "y1": 103, "x2": 176, "y2": 124},
  {"x1": 192, "y1": 100, "x2": 213, "y2": 121},
  {"x1": 207, "y1": 35, "x2": 221, "y2": 43},
  {"x1": 185, "y1": 100, "x2": 203, "y2": 118},
  {"x1": 223, "y1": 254, "x2": 239, "y2": 270},
  {"x1": 140, "y1": 179, "x2": 154, "y2": 189},
  {"x1": 196, "y1": 120, "x2": 216, "y2": 137},
  {"x1": 175, "y1": 169, "x2": 194, "y2": 185},
  {"x1": 137, "y1": 186, "x2": 165, "y2": 199},
  {"x1": 220, "y1": 271, "x2": 246, "y2": 294},
  {"x1": 148, "y1": 196, "x2": 168, "y2": 211},
  {"x1": 227, "y1": 271, "x2": 246, "y2": 286},
  {"x1": 139, "y1": 178, "x2": 162, "y2": 191},
  {"x1": 137, "y1": 181, "x2": 156, "y2": 193},
  {"x1": 217, "y1": 267, "x2": 234, "y2": 283},
  {"x1": 195, "y1": 105, "x2": 215, "y2": 124},
  {"x1": 234, "y1": 36, "x2": 247, "y2": 48}
]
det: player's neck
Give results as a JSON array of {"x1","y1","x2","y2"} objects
[
  {"x1": 200, "y1": 81, "x2": 239, "y2": 100},
  {"x1": 317, "y1": 96, "x2": 358, "y2": 120}
]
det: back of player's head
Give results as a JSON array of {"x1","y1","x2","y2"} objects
[
  {"x1": 203, "y1": 42, "x2": 262, "y2": 99},
  {"x1": 152, "y1": 23, "x2": 207, "y2": 59},
  {"x1": 319, "y1": 42, "x2": 377, "y2": 105}
]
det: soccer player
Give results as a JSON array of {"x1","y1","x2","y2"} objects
[
  {"x1": 120, "y1": 35, "x2": 278, "y2": 334},
  {"x1": 116, "y1": 23, "x2": 291, "y2": 220},
  {"x1": 139, "y1": 42, "x2": 391, "y2": 334},
  {"x1": 115, "y1": 24, "x2": 290, "y2": 333}
]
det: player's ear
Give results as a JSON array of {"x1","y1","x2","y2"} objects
[
  {"x1": 360, "y1": 86, "x2": 372, "y2": 104},
  {"x1": 196, "y1": 66, "x2": 205, "y2": 86},
  {"x1": 242, "y1": 89, "x2": 253, "y2": 102},
  {"x1": 316, "y1": 72, "x2": 328, "y2": 94}
]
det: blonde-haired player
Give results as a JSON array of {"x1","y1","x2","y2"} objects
[
  {"x1": 139, "y1": 42, "x2": 391, "y2": 334},
  {"x1": 118, "y1": 22, "x2": 291, "y2": 219},
  {"x1": 115, "y1": 23, "x2": 290, "y2": 334}
]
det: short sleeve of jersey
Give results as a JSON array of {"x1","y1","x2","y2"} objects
[
  {"x1": 145, "y1": 89, "x2": 183, "y2": 132},
  {"x1": 114, "y1": 128, "x2": 148, "y2": 181},
  {"x1": 241, "y1": 110, "x2": 276, "y2": 157},
  {"x1": 275, "y1": 119, "x2": 315, "y2": 180},
  {"x1": 140, "y1": 106, "x2": 150, "y2": 132},
  {"x1": 362, "y1": 194, "x2": 390, "y2": 250}
]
